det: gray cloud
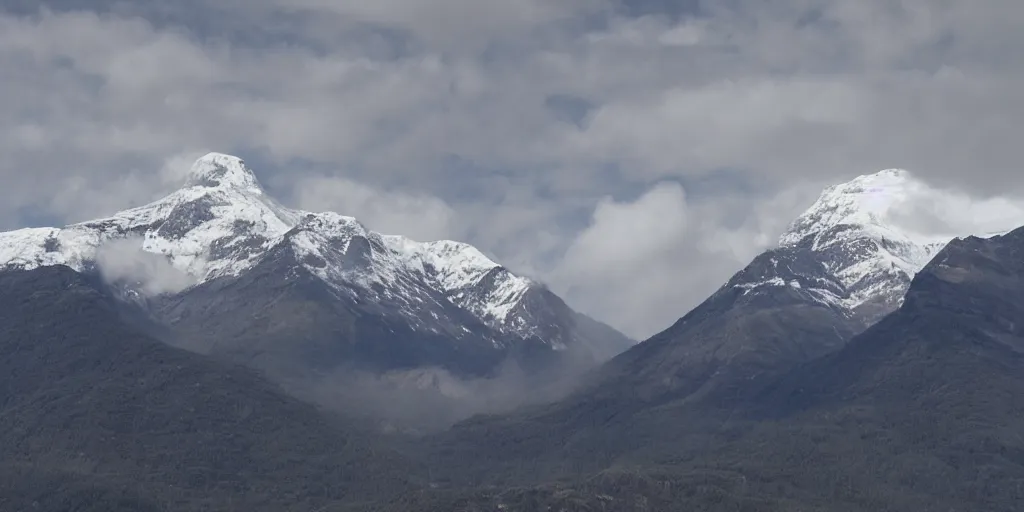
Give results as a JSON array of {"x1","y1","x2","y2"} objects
[
  {"x1": 274, "y1": 0, "x2": 611, "y2": 51},
  {"x1": 2, "y1": 1, "x2": 1023, "y2": 338},
  {"x1": 95, "y1": 237, "x2": 197, "y2": 296},
  {"x1": 553, "y1": 181, "x2": 816, "y2": 336},
  {"x1": 292, "y1": 175, "x2": 458, "y2": 242},
  {"x1": 296, "y1": 343, "x2": 603, "y2": 432}
]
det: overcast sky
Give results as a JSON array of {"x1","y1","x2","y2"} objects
[{"x1": 2, "y1": 1, "x2": 1023, "y2": 338}]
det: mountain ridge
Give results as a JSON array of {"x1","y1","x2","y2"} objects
[
  {"x1": 409, "y1": 201, "x2": 1024, "y2": 512},
  {"x1": 731, "y1": 167, "x2": 1017, "y2": 325},
  {"x1": 0, "y1": 152, "x2": 632, "y2": 430},
  {"x1": 594, "y1": 167, "x2": 1020, "y2": 404},
  {"x1": 0, "y1": 152, "x2": 632, "y2": 364},
  {"x1": 415, "y1": 168, "x2": 1024, "y2": 484}
]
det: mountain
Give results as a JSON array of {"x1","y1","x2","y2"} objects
[
  {"x1": 6, "y1": 162, "x2": 1023, "y2": 511},
  {"x1": 410, "y1": 185, "x2": 1024, "y2": 511},
  {"x1": 0, "y1": 153, "x2": 631, "y2": 405},
  {"x1": 750, "y1": 168, "x2": 951, "y2": 323},
  {"x1": 699, "y1": 226, "x2": 1024, "y2": 511},
  {"x1": 592, "y1": 168, "x2": 1018, "y2": 404},
  {"x1": 0, "y1": 265, "x2": 417, "y2": 511},
  {"x1": 415, "y1": 169, "x2": 1021, "y2": 482},
  {"x1": 765, "y1": 224, "x2": 1024, "y2": 416}
]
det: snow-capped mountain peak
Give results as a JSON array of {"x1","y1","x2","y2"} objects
[
  {"x1": 0, "y1": 152, "x2": 600, "y2": 351},
  {"x1": 184, "y1": 152, "x2": 264, "y2": 193},
  {"x1": 775, "y1": 168, "x2": 946, "y2": 312},
  {"x1": 779, "y1": 168, "x2": 942, "y2": 250},
  {"x1": 734, "y1": 168, "x2": 1022, "y2": 323}
]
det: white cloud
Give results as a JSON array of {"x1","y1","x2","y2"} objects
[
  {"x1": 96, "y1": 237, "x2": 197, "y2": 295},
  {"x1": 559, "y1": 183, "x2": 691, "y2": 280},
  {"x1": 886, "y1": 177, "x2": 1024, "y2": 240},
  {"x1": 291, "y1": 175, "x2": 458, "y2": 242},
  {"x1": 551, "y1": 182, "x2": 810, "y2": 338}
]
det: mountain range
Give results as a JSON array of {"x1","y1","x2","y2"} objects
[
  {"x1": 409, "y1": 167, "x2": 1024, "y2": 505},
  {"x1": 2, "y1": 158, "x2": 1023, "y2": 511},
  {"x1": 0, "y1": 153, "x2": 632, "y2": 426},
  {"x1": 410, "y1": 226, "x2": 1024, "y2": 512},
  {"x1": 581, "y1": 168, "x2": 1017, "y2": 407}
]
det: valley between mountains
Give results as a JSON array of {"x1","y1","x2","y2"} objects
[{"x1": 2, "y1": 154, "x2": 1024, "y2": 511}]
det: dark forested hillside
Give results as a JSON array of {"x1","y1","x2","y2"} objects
[{"x1": 0, "y1": 266, "x2": 417, "y2": 511}]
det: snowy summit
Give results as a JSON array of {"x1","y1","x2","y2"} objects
[
  {"x1": 184, "y1": 153, "x2": 265, "y2": 192},
  {"x1": 733, "y1": 167, "x2": 1022, "y2": 321},
  {"x1": 0, "y1": 153, "x2": 543, "y2": 344},
  {"x1": 778, "y1": 168, "x2": 948, "y2": 310}
]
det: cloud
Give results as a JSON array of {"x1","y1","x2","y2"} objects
[
  {"x1": 885, "y1": 176, "x2": 1024, "y2": 240},
  {"x1": 95, "y1": 237, "x2": 197, "y2": 296},
  {"x1": 1, "y1": 1, "x2": 1024, "y2": 337},
  {"x1": 296, "y1": 348, "x2": 600, "y2": 432},
  {"x1": 291, "y1": 175, "x2": 458, "y2": 242},
  {"x1": 551, "y1": 181, "x2": 814, "y2": 338},
  {"x1": 275, "y1": 0, "x2": 610, "y2": 50},
  {"x1": 560, "y1": 183, "x2": 691, "y2": 278}
]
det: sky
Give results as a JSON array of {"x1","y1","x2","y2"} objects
[{"x1": 1, "y1": 0, "x2": 1023, "y2": 339}]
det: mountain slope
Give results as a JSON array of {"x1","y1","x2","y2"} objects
[
  {"x1": 712, "y1": 226, "x2": 1024, "y2": 511},
  {"x1": 0, "y1": 265, "x2": 416, "y2": 511},
  {"x1": 769, "y1": 168, "x2": 948, "y2": 322},
  {"x1": 416, "y1": 169, "x2": 1023, "y2": 486},
  {"x1": 0, "y1": 153, "x2": 631, "y2": 379},
  {"x1": 768, "y1": 225, "x2": 1024, "y2": 415},
  {"x1": 597, "y1": 168, "x2": 1021, "y2": 404},
  {"x1": 414, "y1": 227, "x2": 1024, "y2": 511},
  {"x1": 154, "y1": 238, "x2": 510, "y2": 378}
]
